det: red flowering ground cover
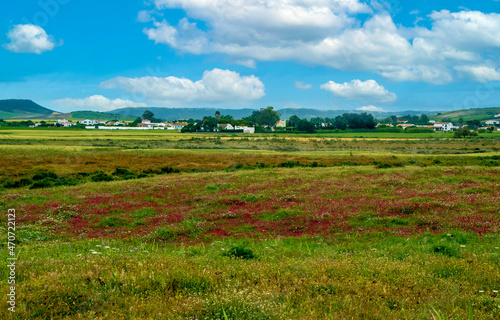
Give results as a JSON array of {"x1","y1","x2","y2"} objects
[{"x1": 4, "y1": 166, "x2": 499, "y2": 243}]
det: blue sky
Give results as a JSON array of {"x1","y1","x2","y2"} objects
[{"x1": 1, "y1": 0, "x2": 500, "y2": 113}]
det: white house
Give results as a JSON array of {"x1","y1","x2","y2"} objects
[
  {"x1": 397, "y1": 123, "x2": 415, "y2": 130},
  {"x1": 56, "y1": 119, "x2": 76, "y2": 127},
  {"x1": 485, "y1": 119, "x2": 500, "y2": 125},
  {"x1": 79, "y1": 119, "x2": 98, "y2": 125},
  {"x1": 433, "y1": 122, "x2": 454, "y2": 131},
  {"x1": 275, "y1": 120, "x2": 286, "y2": 128},
  {"x1": 234, "y1": 125, "x2": 255, "y2": 133},
  {"x1": 140, "y1": 119, "x2": 168, "y2": 128},
  {"x1": 218, "y1": 123, "x2": 234, "y2": 130}
]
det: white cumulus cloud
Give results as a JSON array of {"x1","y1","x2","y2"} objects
[
  {"x1": 455, "y1": 65, "x2": 500, "y2": 83},
  {"x1": 140, "y1": 2, "x2": 500, "y2": 84},
  {"x1": 52, "y1": 95, "x2": 147, "y2": 112},
  {"x1": 320, "y1": 79, "x2": 397, "y2": 102},
  {"x1": 357, "y1": 105, "x2": 386, "y2": 112},
  {"x1": 100, "y1": 68, "x2": 265, "y2": 106},
  {"x1": 4, "y1": 24, "x2": 57, "y2": 54}
]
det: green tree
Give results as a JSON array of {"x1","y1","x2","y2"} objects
[
  {"x1": 419, "y1": 114, "x2": 429, "y2": 125},
  {"x1": 334, "y1": 116, "x2": 348, "y2": 130},
  {"x1": 130, "y1": 117, "x2": 142, "y2": 127},
  {"x1": 202, "y1": 116, "x2": 218, "y2": 132},
  {"x1": 255, "y1": 107, "x2": 281, "y2": 128},
  {"x1": 288, "y1": 115, "x2": 301, "y2": 128},
  {"x1": 297, "y1": 119, "x2": 316, "y2": 133},
  {"x1": 142, "y1": 110, "x2": 155, "y2": 121},
  {"x1": 215, "y1": 110, "x2": 221, "y2": 120}
]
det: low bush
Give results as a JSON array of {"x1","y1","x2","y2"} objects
[
  {"x1": 91, "y1": 171, "x2": 113, "y2": 182},
  {"x1": 223, "y1": 245, "x2": 256, "y2": 260}
]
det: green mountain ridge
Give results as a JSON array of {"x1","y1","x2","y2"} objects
[
  {"x1": 0, "y1": 99, "x2": 498, "y2": 123},
  {"x1": 429, "y1": 107, "x2": 500, "y2": 122},
  {"x1": 69, "y1": 111, "x2": 136, "y2": 121},
  {"x1": 0, "y1": 99, "x2": 55, "y2": 119},
  {"x1": 109, "y1": 107, "x2": 437, "y2": 121}
]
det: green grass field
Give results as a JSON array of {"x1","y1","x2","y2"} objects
[{"x1": 0, "y1": 128, "x2": 499, "y2": 319}]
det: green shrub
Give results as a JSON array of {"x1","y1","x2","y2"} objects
[
  {"x1": 112, "y1": 167, "x2": 137, "y2": 180},
  {"x1": 4, "y1": 178, "x2": 32, "y2": 188},
  {"x1": 160, "y1": 166, "x2": 180, "y2": 174},
  {"x1": 30, "y1": 178, "x2": 57, "y2": 189},
  {"x1": 376, "y1": 162, "x2": 393, "y2": 169},
  {"x1": 432, "y1": 244, "x2": 459, "y2": 257},
  {"x1": 32, "y1": 171, "x2": 58, "y2": 181},
  {"x1": 223, "y1": 245, "x2": 256, "y2": 260},
  {"x1": 278, "y1": 161, "x2": 303, "y2": 168},
  {"x1": 91, "y1": 171, "x2": 113, "y2": 182}
]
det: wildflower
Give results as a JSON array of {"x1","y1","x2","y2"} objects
[
  {"x1": 479, "y1": 290, "x2": 484, "y2": 293},
  {"x1": 460, "y1": 245, "x2": 466, "y2": 247},
  {"x1": 447, "y1": 234, "x2": 452, "y2": 237}
]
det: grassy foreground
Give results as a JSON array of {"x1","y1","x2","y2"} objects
[
  {"x1": 1, "y1": 129, "x2": 499, "y2": 319},
  {"x1": 1, "y1": 166, "x2": 499, "y2": 319},
  {"x1": 0, "y1": 234, "x2": 499, "y2": 319}
]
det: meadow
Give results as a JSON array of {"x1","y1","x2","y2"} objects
[{"x1": 0, "y1": 128, "x2": 499, "y2": 319}]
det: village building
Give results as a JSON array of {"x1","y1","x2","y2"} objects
[
  {"x1": 55, "y1": 119, "x2": 76, "y2": 127},
  {"x1": 485, "y1": 119, "x2": 500, "y2": 126},
  {"x1": 433, "y1": 122, "x2": 454, "y2": 131}
]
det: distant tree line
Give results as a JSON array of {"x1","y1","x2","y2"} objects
[
  {"x1": 284, "y1": 113, "x2": 377, "y2": 133},
  {"x1": 181, "y1": 107, "x2": 281, "y2": 132},
  {"x1": 0, "y1": 119, "x2": 35, "y2": 127}
]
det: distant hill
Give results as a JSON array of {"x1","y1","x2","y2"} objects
[
  {"x1": 110, "y1": 107, "x2": 258, "y2": 121},
  {"x1": 0, "y1": 99, "x2": 55, "y2": 119},
  {"x1": 429, "y1": 107, "x2": 500, "y2": 122},
  {"x1": 110, "y1": 106, "x2": 435, "y2": 121},
  {"x1": 69, "y1": 111, "x2": 136, "y2": 121},
  {"x1": 276, "y1": 108, "x2": 432, "y2": 120}
]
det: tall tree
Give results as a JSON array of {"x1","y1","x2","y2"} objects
[
  {"x1": 202, "y1": 116, "x2": 218, "y2": 132},
  {"x1": 288, "y1": 115, "x2": 301, "y2": 128},
  {"x1": 419, "y1": 114, "x2": 429, "y2": 125},
  {"x1": 142, "y1": 110, "x2": 155, "y2": 120},
  {"x1": 256, "y1": 107, "x2": 281, "y2": 128}
]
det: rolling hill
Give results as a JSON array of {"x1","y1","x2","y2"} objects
[
  {"x1": 110, "y1": 107, "x2": 434, "y2": 121},
  {"x1": 429, "y1": 107, "x2": 500, "y2": 122},
  {"x1": 0, "y1": 99, "x2": 56, "y2": 119},
  {"x1": 68, "y1": 111, "x2": 136, "y2": 121}
]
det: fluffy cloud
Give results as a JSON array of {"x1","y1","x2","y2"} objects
[
  {"x1": 357, "y1": 105, "x2": 386, "y2": 112},
  {"x1": 320, "y1": 79, "x2": 397, "y2": 102},
  {"x1": 100, "y1": 68, "x2": 265, "y2": 105},
  {"x1": 295, "y1": 81, "x2": 312, "y2": 90},
  {"x1": 454, "y1": 65, "x2": 500, "y2": 82},
  {"x1": 52, "y1": 95, "x2": 147, "y2": 112},
  {"x1": 4, "y1": 24, "x2": 57, "y2": 54},
  {"x1": 141, "y1": 2, "x2": 500, "y2": 84}
]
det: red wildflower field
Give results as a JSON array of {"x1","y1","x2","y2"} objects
[{"x1": 6, "y1": 166, "x2": 499, "y2": 244}]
